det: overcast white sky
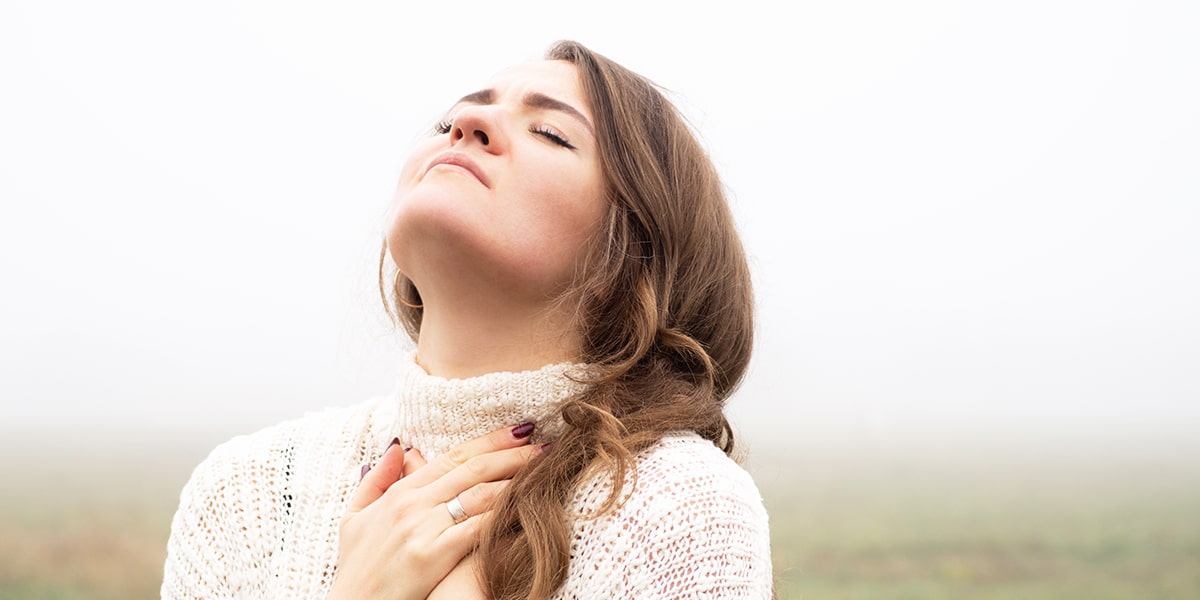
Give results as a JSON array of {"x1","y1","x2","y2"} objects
[{"x1": 2, "y1": 1, "x2": 1197, "y2": 456}]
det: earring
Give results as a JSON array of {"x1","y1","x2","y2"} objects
[{"x1": 392, "y1": 270, "x2": 423, "y2": 309}]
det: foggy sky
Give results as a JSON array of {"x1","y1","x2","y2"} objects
[{"x1": 2, "y1": 0, "x2": 1197, "y2": 454}]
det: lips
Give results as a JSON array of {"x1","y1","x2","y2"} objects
[{"x1": 424, "y1": 151, "x2": 490, "y2": 188}]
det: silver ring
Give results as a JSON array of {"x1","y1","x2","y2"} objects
[{"x1": 445, "y1": 496, "x2": 468, "y2": 525}]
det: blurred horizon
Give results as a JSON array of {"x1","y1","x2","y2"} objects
[{"x1": 3, "y1": 418, "x2": 1198, "y2": 599}]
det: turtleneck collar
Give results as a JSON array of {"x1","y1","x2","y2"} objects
[{"x1": 385, "y1": 352, "x2": 589, "y2": 459}]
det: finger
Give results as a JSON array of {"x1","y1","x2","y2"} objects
[
  {"x1": 402, "y1": 448, "x2": 427, "y2": 479},
  {"x1": 403, "y1": 423, "x2": 536, "y2": 488},
  {"x1": 346, "y1": 438, "x2": 405, "y2": 514},
  {"x1": 454, "y1": 480, "x2": 509, "y2": 519},
  {"x1": 426, "y1": 443, "x2": 544, "y2": 502},
  {"x1": 435, "y1": 511, "x2": 489, "y2": 553}
]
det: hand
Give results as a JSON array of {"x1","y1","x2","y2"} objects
[
  {"x1": 427, "y1": 553, "x2": 486, "y2": 600},
  {"x1": 328, "y1": 424, "x2": 541, "y2": 600}
]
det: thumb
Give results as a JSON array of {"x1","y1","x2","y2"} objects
[{"x1": 347, "y1": 438, "x2": 405, "y2": 514}]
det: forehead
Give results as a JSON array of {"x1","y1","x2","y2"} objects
[{"x1": 484, "y1": 60, "x2": 590, "y2": 114}]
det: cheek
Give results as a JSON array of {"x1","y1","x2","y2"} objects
[
  {"x1": 554, "y1": 173, "x2": 606, "y2": 241},
  {"x1": 528, "y1": 161, "x2": 604, "y2": 224},
  {"x1": 517, "y1": 169, "x2": 606, "y2": 262}
]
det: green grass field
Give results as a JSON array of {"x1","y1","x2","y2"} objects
[
  {"x1": 756, "y1": 447, "x2": 1200, "y2": 599},
  {"x1": 1, "y1": 431, "x2": 1197, "y2": 599}
]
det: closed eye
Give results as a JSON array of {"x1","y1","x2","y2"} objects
[{"x1": 530, "y1": 125, "x2": 577, "y2": 150}]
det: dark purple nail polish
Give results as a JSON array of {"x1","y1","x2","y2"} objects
[
  {"x1": 403, "y1": 447, "x2": 412, "y2": 453},
  {"x1": 360, "y1": 464, "x2": 370, "y2": 480},
  {"x1": 511, "y1": 423, "x2": 535, "y2": 439},
  {"x1": 389, "y1": 437, "x2": 401, "y2": 448}
]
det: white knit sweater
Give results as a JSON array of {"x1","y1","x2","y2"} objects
[{"x1": 162, "y1": 356, "x2": 773, "y2": 599}]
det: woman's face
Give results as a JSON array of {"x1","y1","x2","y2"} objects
[{"x1": 386, "y1": 60, "x2": 605, "y2": 305}]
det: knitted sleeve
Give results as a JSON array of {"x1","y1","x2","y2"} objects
[
  {"x1": 557, "y1": 433, "x2": 774, "y2": 599},
  {"x1": 161, "y1": 433, "x2": 284, "y2": 599}
]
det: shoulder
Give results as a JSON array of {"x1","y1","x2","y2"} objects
[
  {"x1": 168, "y1": 399, "x2": 379, "y2": 532},
  {"x1": 570, "y1": 433, "x2": 771, "y2": 524},
  {"x1": 626, "y1": 433, "x2": 771, "y2": 544},
  {"x1": 561, "y1": 432, "x2": 773, "y2": 598},
  {"x1": 634, "y1": 433, "x2": 768, "y2": 508},
  {"x1": 163, "y1": 397, "x2": 392, "y2": 595},
  {"x1": 176, "y1": 394, "x2": 401, "y2": 513},
  {"x1": 187, "y1": 400, "x2": 377, "y2": 483}
]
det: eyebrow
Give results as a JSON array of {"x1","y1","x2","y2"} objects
[{"x1": 454, "y1": 88, "x2": 594, "y2": 134}]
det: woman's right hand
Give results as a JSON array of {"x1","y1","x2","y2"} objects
[{"x1": 327, "y1": 423, "x2": 540, "y2": 600}]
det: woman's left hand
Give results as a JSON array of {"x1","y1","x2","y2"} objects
[
  {"x1": 425, "y1": 541, "x2": 486, "y2": 599},
  {"x1": 329, "y1": 425, "x2": 539, "y2": 600},
  {"x1": 404, "y1": 450, "x2": 489, "y2": 600}
]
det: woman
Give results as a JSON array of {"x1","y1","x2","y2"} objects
[{"x1": 162, "y1": 40, "x2": 772, "y2": 599}]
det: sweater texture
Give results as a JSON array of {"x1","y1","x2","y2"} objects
[{"x1": 162, "y1": 355, "x2": 773, "y2": 598}]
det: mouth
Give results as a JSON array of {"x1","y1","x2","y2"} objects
[{"x1": 424, "y1": 151, "x2": 490, "y2": 188}]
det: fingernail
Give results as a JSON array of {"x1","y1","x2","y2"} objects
[
  {"x1": 403, "y1": 446, "x2": 412, "y2": 453},
  {"x1": 360, "y1": 464, "x2": 370, "y2": 480},
  {"x1": 539, "y1": 442, "x2": 552, "y2": 452},
  {"x1": 389, "y1": 437, "x2": 401, "y2": 448},
  {"x1": 511, "y1": 423, "x2": 535, "y2": 439}
]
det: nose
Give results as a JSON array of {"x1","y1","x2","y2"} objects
[
  {"x1": 449, "y1": 105, "x2": 502, "y2": 153},
  {"x1": 454, "y1": 126, "x2": 489, "y2": 146}
]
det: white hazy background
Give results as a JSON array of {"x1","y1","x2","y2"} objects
[{"x1": 2, "y1": 0, "x2": 1197, "y2": 461}]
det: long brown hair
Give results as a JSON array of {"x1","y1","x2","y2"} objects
[{"x1": 379, "y1": 40, "x2": 755, "y2": 599}]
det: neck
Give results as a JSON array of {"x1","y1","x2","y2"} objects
[{"x1": 414, "y1": 294, "x2": 582, "y2": 379}]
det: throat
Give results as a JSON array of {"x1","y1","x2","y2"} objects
[{"x1": 414, "y1": 301, "x2": 583, "y2": 379}]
